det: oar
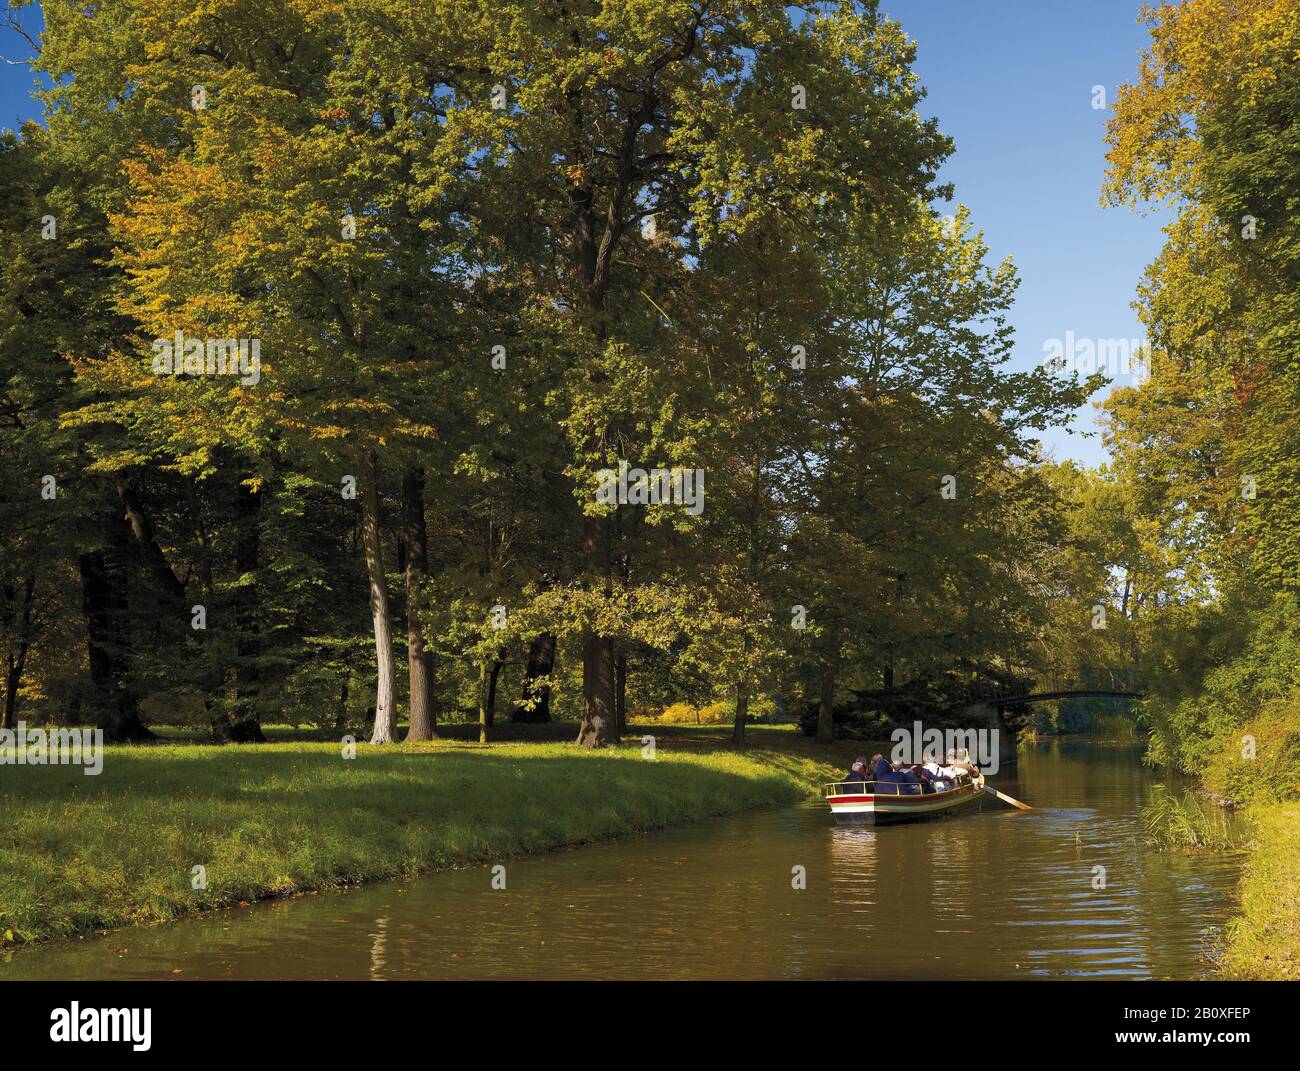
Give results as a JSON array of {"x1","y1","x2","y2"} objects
[{"x1": 984, "y1": 782, "x2": 1033, "y2": 811}]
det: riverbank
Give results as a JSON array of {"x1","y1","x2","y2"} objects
[
  {"x1": 0, "y1": 724, "x2": 850, "y2": 949},
  {"x1": 1219, "y1": 802, "x2": 1300, "y2": 980}
]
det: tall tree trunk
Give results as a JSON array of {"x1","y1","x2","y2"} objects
[
  {"x1": 4, "y1": 655, "x2": 20, "y2": 730},
  {"x1": 616, "y1": 651, "x2": 628, "y2": 735},
  {"x1": 577, "y1": 512, "x2": 617, "y2": 747},
  {"x1": 485, "y1": 658, "x2": 502, "y2": 729},
  {"x1": 78, "y1": 520, "x2": 151, "y2": 742},
  {"x1": 570, "y1": 162, "x2": 621, "y2": 750},
  {"x1": 335, "y1": 675, "x2": 350, "y2": 732},
  {"x1": 477, "y1": 661, "x2": 489, "y2": 744},
  {"x1": 402, "y1": 467, "x2": 437, "y2": 741},
  {"x1": 511, "y1": 633, "x2": 556, "y2": 723},
  {"x1": 2, "y1": 575, "x2": 35, "y2": 730},
  {"x1": 817, "y1": 629, "x2": 841, "y2": 743},
  {"x1": 116, "y1": 476, "x2": 186, "y2": 606},
  {"x1": 226, "y1": 482, "x2": 265, "y2": 742},
  {"x1": 731, "y1": 685, "x2": 749, "y2": 746},
  {"x1": 817, "y1": 662, "x2": 838, "y2": 744},
  {"x1": 361, "y1": 450, "x2": 397, "y2": 744}
]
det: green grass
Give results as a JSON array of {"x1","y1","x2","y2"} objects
[
  {"x1": 1220, "y1": 802, "x2": 1300, "y2": 980},
  {"x1": 0, "y1": 722, "x2": 849, "y2": 948},
  {"x1": 1140, "y1": 786, "x2": 1242, "y2": 852}
]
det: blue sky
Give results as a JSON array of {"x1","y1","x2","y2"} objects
[
  {"x1": 884, "y1": 0, "x2": 1170, "y2": 466},
  {"x1": 1, "y1": 2, "x2": 1165, "y2": 466}
]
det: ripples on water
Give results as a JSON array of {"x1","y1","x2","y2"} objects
[{"x1": 2, "y1": 741, "x2": 1241, "y2": 980}]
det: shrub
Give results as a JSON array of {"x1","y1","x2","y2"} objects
[
  {"x1": 1203, "y1": 694, "x2": 1300, "y2": 807},
  {"x1": 651, "y1": 701, "x2": 730, "y2": 724}
]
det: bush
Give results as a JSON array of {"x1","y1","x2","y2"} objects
[
  {"x1": 645, "y1": 696, "x2": 778, "y2": 725},
  {"x1": 651, "y1": 701, "x2": 731, "y2": 724},
  {"x1": 1146, "y1": 593, "x2": 1300, "y2": 775},
  {"x1": 1203, "y1": 695, "x2": 1300, "y2": 807}
]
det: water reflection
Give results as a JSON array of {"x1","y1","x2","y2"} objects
[
  {"x1": 1, "y1": 741, "x2": 1242, "y2": 981},
  {"x1": 369, "y1": 917, "x2": 390, "y2": 982}
]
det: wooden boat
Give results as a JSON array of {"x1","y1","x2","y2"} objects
[{"x1": 823, "y1": 770, "x2": 986, "y2": 826}]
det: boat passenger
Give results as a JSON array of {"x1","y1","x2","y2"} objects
[
  {"x1": 938, "y1": 751, "x2": 971, "y2": 785},
  {"x1": 871, "y1": 754, "x2": 922, "y2": 795},
  {"x1": 842, "y1": 757, "x2": 871, "y2": 790},
  {"x1": 921, "y1": 761, "x2": 949, "y2": 791}
]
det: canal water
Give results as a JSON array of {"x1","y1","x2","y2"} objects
[{"x1": 2, "y1": 741, "x2": 1241, "y2": 980}]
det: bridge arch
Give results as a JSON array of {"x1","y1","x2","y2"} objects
[{"x1": 989, "y1": 689, "x2": 1144, "y2": 708}]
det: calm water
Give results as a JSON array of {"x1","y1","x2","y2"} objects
[{"x1": 2, "y1": 741, "x2": 1241, "y2": 980}]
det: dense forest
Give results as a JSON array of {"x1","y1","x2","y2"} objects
[{"x1": 0, "y1": 0, "x2": 1295, "y2": 814}]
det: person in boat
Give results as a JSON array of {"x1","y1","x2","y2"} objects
[
  {"x1": 871, "y1": 754, "x2": 922, "y2": 795},
  {"x1": 915, "y1": 764, "x2": 941, "y2": 793},
  {"x1": 939, "y1": 751, "x2": 973, "y2": 785},
  {"x1": 922, "y1": 760, "x2": 959, "y2": 791},
  {"x1": 842, "y1": 757, "x2": 871, "y2": 789}
]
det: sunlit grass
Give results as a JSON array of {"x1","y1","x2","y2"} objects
[
  {"x1": 0, "y1": 724, "x2": 845, "y2": 948},
  {"x1": 1220, "y1": 803, "x2": 1300, "y2": 980}
]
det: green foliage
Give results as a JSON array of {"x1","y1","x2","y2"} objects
[
  {"x1": 1204, "y1": 695, "x2": 1300, "y2": 808},
  {"x1": 1089, "y1": 713, "x2": 1143, "y2": 743},
  {"x1": 1143, "y1": 594, "x2": 1300, "y2": 789}
]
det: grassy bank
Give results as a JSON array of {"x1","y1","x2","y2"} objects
[
  {"x1": 0, "y1": 723, "x2": 848, "y2": 948},
  {"x1": 1219, "y1": 802, "x2": 1300, "y2": 980}
]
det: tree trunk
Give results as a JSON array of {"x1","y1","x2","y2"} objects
[
  {"x1": 402, "y1": 467, "x2": 437, "y2": 741},
  {"x1": 731, "y1": 685, "x2": 749, "y2": 746},
  {"x1": 616, "y1": 651, "x2": 628, "y2": 735},
  {"x1": 817, "y1": 629, "x2": 841, "y2": 742},
  {"x1": 485, "y1": 658, "x2": 502, "y2": 728},
  {"x1": 817, "y1": 661, "x2": 837, "y2": 743},
  {"x1": 511, "y1": 633, "x2": 556, "y2": 723},
  {"x1": 78, "y1": 528, "x2": 152, "y2": 742},
  {"x1": 4, "y1": 655, "x2": 20, "y2": 730},
  {"x1": 2, "y1": 575, "x2": 35, "y2": 730},
  {"x1": 477, "y1": 661, "x2": 489, "y2": 744},
  {"x1": 214, "y1": 481, "x2": 265, "y2": 743},
  {"x1": 577, "y1": 513, "x2": 617, "y2": 747},
  {"x1": 335, "y1": 674, "x2": 350, "y2": 732},
  {"x1": 361, "y1": 450, "x2": 397, "y2": 744},
  {"x1": 116, "y1": 476, "x2": 186, "y2": 606}
]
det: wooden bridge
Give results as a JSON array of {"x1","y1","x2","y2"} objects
[{"x1": 964, "y1": 685, "x2": 1145, "y2": 708}]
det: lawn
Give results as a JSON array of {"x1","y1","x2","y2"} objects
[
  {"x1": 1219, "y1": 802, "x2": 1300, "y2": 980},
  {"x1": 0, "y1": 722, "x2": 851, "y2": 947}
]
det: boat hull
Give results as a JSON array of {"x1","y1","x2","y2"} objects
[{"x1": 826, "y1": 779, "x2": 985, "y2": 826}]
